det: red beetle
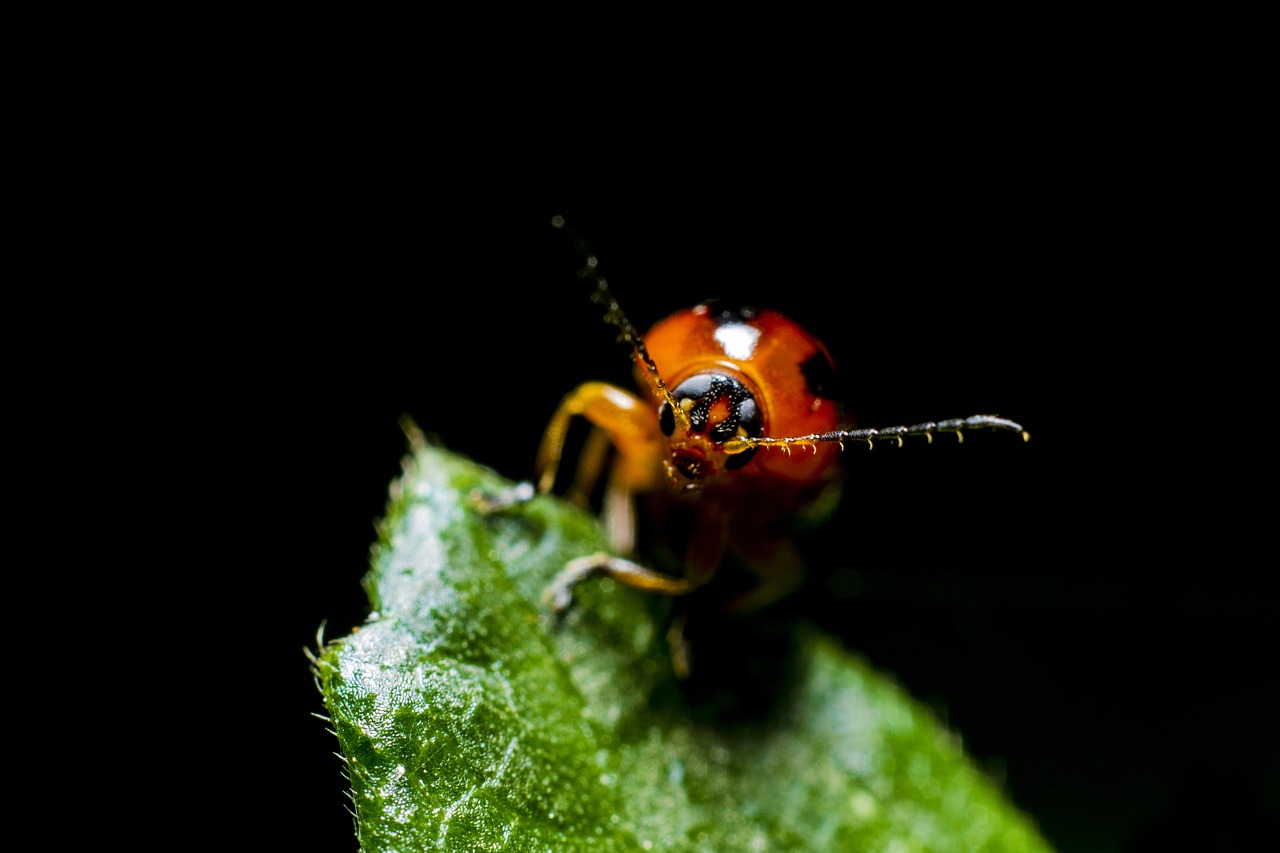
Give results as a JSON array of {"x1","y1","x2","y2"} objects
[{"x1": 518, "y1": 216, "x2": 1026, "y2": 676}]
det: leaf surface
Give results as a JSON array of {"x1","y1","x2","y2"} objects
[{"x1": 315, "y1": 436, "x2": 1050, "y2": 852}]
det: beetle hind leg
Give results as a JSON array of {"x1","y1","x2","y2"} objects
[
  {"x1": 666, "y1": 609, "x2": 694, "y2": 680},
  {"x1": 724, "y1": 534, "x2": 806, "y2": 614}
]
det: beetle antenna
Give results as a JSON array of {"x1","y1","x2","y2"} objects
[
  {"x1": 551, "y1": 216, "x2": 691, "y2": 433},
  {"x1": 721, "y1": 414, "x2": 1030, "y2": 455}
]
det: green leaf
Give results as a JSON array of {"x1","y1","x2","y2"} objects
[{"x1": 314, "y1": 431, "x2": 1051, "y2": 852}]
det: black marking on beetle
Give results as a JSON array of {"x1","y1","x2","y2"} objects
[
  {"x1": 659, "y1": 402, "x2": 676, "y2": 437},
  {"x1": 701, "y1": 300, "x2": 758, "y2": 326},
  {"x1": 659, "y1": 373, "x2": 763, "y2": 472},
  {"x1": 800, "y1": 350, "x2": 837, "y2": 400}
]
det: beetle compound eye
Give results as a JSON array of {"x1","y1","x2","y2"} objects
[
  {"x1": 660, "y1": 375, "x2": 713, "y2": 437},
  {"x1": 723, "y1": 396, "x2": 762, "y2": 469},
  {"x1": 658, "y1": 402, "x2": 676, "y2": 437}
]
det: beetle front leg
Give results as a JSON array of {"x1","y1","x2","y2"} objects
[
  {"x1": 535, "y1": 381, "x2": 665, "y2": 498},
  {"x1": 545, "y1": 552, "x2": 699, "y2": 615}
]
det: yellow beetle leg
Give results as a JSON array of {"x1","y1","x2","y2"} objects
[
  {"x1": 565, "y1": 426, "x2": 612, "y2": 508},
  {"x1": 536, "y1": 381, "x2": 663, "y2": 497},
  {"x1": 666, "y1": 610, "x2": 694, "y2": 680},
  {"x1": 546, "y1": 552, "x2": 697, "y2": 615}
]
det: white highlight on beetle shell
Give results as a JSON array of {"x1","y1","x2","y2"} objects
[{"x1": 713, "y1": 322, "x2": 760, "y2": 360}]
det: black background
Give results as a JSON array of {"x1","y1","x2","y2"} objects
[
  {"x1": 26, "y1": 26, "x2": 1267, "y2": 853},
  {"x1": 211, "y1": 115, "x2": 1273, "y2": 850}
]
